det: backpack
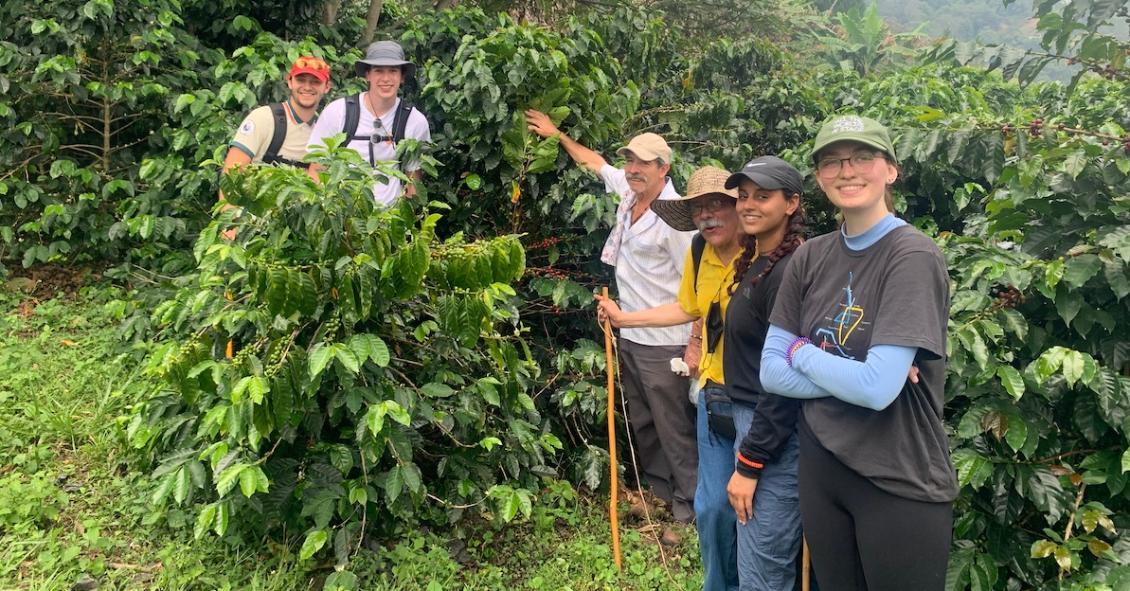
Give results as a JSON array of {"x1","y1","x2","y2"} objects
[
  {"x1": 261, "y1": 103, "x2": 308, "y2": 168},
  {"x1": 342, "y1": 94, "x2": 416, "y2": 167}
]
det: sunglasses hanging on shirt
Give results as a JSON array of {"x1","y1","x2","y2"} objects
[
  {"x1": 369, "y1": 118, "x2": 393, "y2": 144},
  {"x1": 367, "y1": 119, "x2": 394, "y2": 166}
]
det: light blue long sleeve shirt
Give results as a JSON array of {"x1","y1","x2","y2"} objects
[{"x1": 760, "y1": 214, "x2": 918, "y2": 411}]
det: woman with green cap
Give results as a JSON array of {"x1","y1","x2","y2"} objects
[{"x1": 759, "y1": 115, "x2": 956, "y2": 590}]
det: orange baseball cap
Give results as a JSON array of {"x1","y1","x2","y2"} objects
[{"x1": 289, "y1": 56, "x2": 330, "y2": 83}]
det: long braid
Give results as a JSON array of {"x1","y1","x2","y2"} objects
[{"x1": 731, "y1": 206, "x2": 806, "y2": 294}]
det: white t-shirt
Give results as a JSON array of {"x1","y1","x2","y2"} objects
[
  {"x1": 600, "y1": 164, "x2": 694, "y2": 347},
  {"x1": 306, "y1": 95, "x2": 431, "y2": 207}
]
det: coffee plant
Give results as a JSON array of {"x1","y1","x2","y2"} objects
[{"x1": 127, "y1": 144, "x2": 551, "y2": 571}]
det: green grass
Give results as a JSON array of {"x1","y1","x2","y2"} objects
[{"x1": 0, "y1": 285, "x2": 704, "y2": 590}]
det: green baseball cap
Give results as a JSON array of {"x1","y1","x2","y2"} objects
[{"x1": 812, "y1": 115, "x2": 897, "y2": 163}]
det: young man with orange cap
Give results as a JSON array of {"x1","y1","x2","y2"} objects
[
  {"x1": 222, "y1": 56, "x2": 332, "y2": 172},
  {"x1": 526, "y1": 110, "x2": 698, "y2": 542}
]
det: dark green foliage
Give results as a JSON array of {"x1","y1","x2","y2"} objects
[
  {"x1": 0, "y1": 0, "x2": 209, "y2": 268},
  {"x1": 131, "y1": 146, "x2": 543, "y2": 561},
  {"x1": 408, "y1": 7, "x2": 639, "y2": 238},
  {"x1": 0, "y1": 0, "x2": 367, "y2": 275}
]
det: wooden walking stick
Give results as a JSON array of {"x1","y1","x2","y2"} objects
[
  {"x1": 224, "y1": 291, "x2": 235, "y2": 359},
  {"x1": 601, "y1": 286, "x2": 623, "y2": 571},
  {"x1": 802, "y1": 536, "x2": 811, "y2": 591}
]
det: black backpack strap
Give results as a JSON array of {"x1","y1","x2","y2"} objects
[
  {"x1": 691, "y1": 232, "x2": 706, "y2": 295},
  {"x1": 343, "y1": 94, "x2": 376, "y2": 165},
  {"x1": 262, "y1": 103, "x2": 288, "y2": 164},
  {"x1": 343, "y1": 94, "x2": 364, "y2": 142},
  {"x1": 391, "y1": 101, "x2": 415, "y2": 144}
]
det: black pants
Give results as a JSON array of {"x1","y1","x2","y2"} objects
[
  {"x1": 618, "y1": 339, "x2": 697, "y2": 522},
  {"x1": 799, "y1": 426, "x2": 952, "y2": 591}
]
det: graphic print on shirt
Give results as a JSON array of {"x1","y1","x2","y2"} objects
[{"x1": 814, "y1": 271, "x2": 870, "y2": 359}]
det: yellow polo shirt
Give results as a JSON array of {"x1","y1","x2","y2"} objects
[{"x1": 676, "y1": 243, "x2": 736, "y2": 387}]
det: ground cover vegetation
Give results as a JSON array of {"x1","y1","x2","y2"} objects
[
  {"x1": 0, "y1": 287, "x2": 703, "y2": 589},
  {"x1": 3, "y1": 0, "x2": 1130, "y2": 588}
]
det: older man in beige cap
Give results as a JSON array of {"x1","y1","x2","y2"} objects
[{"x1": 526, "y1": 110, "x2": 698, "y2": 539}]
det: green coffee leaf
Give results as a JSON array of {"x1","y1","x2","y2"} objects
[
  {"x1": 997, "y1": 365, "x2": 1025, "y2": 400},
  {"x1": 194, "y1": 503, "x2": 218, "y2": 540},
  {"x1": 308, "y1": 343, "x2": 333, "y2": 379},
  {"x1": 299, "y1": 529, "x2": 329, "y2": 561}
]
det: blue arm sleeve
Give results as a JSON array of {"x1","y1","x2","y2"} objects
[
  {"x1": 760, "y1": 325, "x2": 831, "y2": 399},
  {"x1": 791, "y1": 343, "x2": 918, "y2": 411}
]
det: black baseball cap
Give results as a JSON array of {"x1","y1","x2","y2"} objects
[{"x1": 724, "y1": 155, "x2": 804, "y2": 196}]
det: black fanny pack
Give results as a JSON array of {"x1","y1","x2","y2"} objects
[{"x1": 703, "y1": 381, "x2": 736, "y2": 439}]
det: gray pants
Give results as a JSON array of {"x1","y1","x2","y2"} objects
[{"x1": 619, "y1": 339, "x2": 698, "y2": 522}]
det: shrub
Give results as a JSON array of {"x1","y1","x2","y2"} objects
[{"x1": 129, "y1": 143, "x2": 552, "y2": 568}]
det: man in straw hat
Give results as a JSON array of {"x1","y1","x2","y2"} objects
[
  {"x1": 306, "y1": 40, "x2": 431, "y2": 206},
  {"x1": 526, "y1": 110, "x2": 698, "y2": 538}
]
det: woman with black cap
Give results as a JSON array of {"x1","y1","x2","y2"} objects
[
  {"x1": 716, "y1": 156, "x2": 808, "y2": 590},
  {"x1": 760, "y1": 115, "x2": 956, "y2": 590}
]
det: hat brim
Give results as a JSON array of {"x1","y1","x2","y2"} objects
[
  {"x1": 724, "y1": 171, "x2": 801, "y2": 195},
  {"x1": 355, "y1": 60, "x2": 416, "y2": 78},
  {"x1": 290, "y1": 67, "x2": 330, "y2": 83},
  {"x1": 812, "y1": 135, "x2": 896, "y2": 163},
  {"x1": 650, "y1": 192, "x2": 734, "y2": 232},
  {"x1": 649, "y1": 200, "x2": 697, "y2": 232},
  {"x1": 616, "y1": 146, "x2": 665, "y2": 163}
]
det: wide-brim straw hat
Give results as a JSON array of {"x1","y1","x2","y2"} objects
[{"x1": 650, "y1": 166, "x2": 737, "y2": 232}]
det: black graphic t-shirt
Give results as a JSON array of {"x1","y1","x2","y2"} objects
[{"x1": 771, "y1": 225, "x2": 958, "y2": 502}]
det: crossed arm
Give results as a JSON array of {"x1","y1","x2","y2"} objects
[{"x1": 759, "y1": 324, "x2": 918, "y2": 412}]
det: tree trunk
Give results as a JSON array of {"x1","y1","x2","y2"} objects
[
  {"x1": 323, "y1": 0, "x2": 342, "y2": 26},
  {"x1": 360, "y1": 0, "x2": 384, "y2": 45},
  {"x1": 434, "y1": 0, "x2": 460, "y2": 10}
]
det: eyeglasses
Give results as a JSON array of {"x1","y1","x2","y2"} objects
[
  {"x1": 292, "y1": 56, "x2": 329, "y2": 71},
  {"x1": 690, "y1": 197, "x2": 734, "y2": 215},
  {"x1": 815, "y1": 151, "x2": 882, "y2": 178}
]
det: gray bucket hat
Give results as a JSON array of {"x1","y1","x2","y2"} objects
[{"x1": 354, "y1": 40, "x2": 416, "y2": 78}]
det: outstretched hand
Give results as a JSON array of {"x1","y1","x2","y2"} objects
[
  {"x1": 219, "y1": 202, "x2": 239, "y2": 241},
  {"x1": 525, "y1": 109, "x2": 560, "y2": 139}
]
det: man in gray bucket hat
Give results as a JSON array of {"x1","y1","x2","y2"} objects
[{"x1": 306, "y1": 40, "x2": 431, "y2": 206}]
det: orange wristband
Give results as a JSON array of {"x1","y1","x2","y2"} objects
[{"x1": 736, "y1": 453, "x2": 764, "y2": 470}]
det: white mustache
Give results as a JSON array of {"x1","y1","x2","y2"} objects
[
  {"x1": 626, "y1": 175, "x2": 647, "y2": 183},
  {"x1": 697, "y1": 219, "x2": 724, "y2": 231}
]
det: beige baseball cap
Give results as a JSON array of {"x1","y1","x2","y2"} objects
[{"x1": 616, "y1": 132, "x2": 672, "y2": 164}]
